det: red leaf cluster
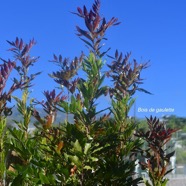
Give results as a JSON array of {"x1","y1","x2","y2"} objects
[
  {"x1": 7, "y1": 37, "x2": 38, "y2": 70},
  {"x1": 72, "y1": 0, "x2": 120, "y2": 57},
  {"x1": 49, "y1": 53, "x2": 84, "y2": 94},
  {"x1": 136, "y1": 116, "x2": 179, "y2": 182},
  {"x1": 107, "y1": 50, "x2": 150, "y2": 99},
  {"x1": 33, "y1": 89, "x2": 67, "y2": 129}
]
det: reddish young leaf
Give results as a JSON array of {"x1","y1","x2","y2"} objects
[
  {"x1": 93, "y1": 14, "x2": 100, "y2": 31},
  {"x1": 53, "y1": 54, "x2": 58, "y2": 61},
  {"x1": 19, "y1": 39, "x2": 23, "y2": 50},
  {"x1": 76, "y1": 26, "x2": 93, "y2": 41},
  {"x1": 115, "y1": 50, "x2": 118, "y2": 59},
  {"x1": 15, "y1": 37, "x2": 19, "y2": 47},
  {"x1": 83, "y1": 5, "x2": 88, "y2": 16},
  {"x1": 77, "y1": 7, "x2": 83, "y2": 15},
  {"x1": 21, "y1": 44, "x2": 28, "y2": 57},
  {"x1": 85, "y1": 17, "x2": 93, "y2": 32},
  {"x1": 59, "y1": 55, "x2": 62, "y2": 63}
]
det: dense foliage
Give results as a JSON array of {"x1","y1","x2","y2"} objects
[{"x1": 0, "y1": 1, "x2": 178, "y2": 186}]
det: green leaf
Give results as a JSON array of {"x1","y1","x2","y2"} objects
[
  {"x1": 74, "y1": 140, "x2": 82, "y2": 153},
  {"x1": 128, "y1": 98, "x2": 135, "y2": 111},
  {"x1": 68, "y1": 155, "x2": 82, "y2": 167},
  {"x1": 61, "y1": 168, "x2": 70, "y2": 178},
  {"x1": 84, "y1": 97, "x2": 89, "y2": 109},
  {"x1": 9, "y1": 128, "x2": 24, "y2": 142},
  {"x1": 70, "y1": 95, "x2": 76, "y2": 112},
  {"x1": 90, "y1": 156, "x2": 98, "y2": 162},
  {"x1": 59, "y1": 101, "x2": 69, "y2": 112},
  {"x1": 39, "y1": 172, "x2": 50, "y2": 184},
  {"x1": 96, "y1": 58, "x2": 103, "y2": 68},
  {"x1": 87, "y1": 84, "x2": 94, "y2": 98},
  {"x1": 143, "y1": 179, "x2": 152, "y2": 186},
  {"x1": 64, "y1": 152, "x2": 69, "y2": 161},
  {"x1": 84, "y1": 143, "x2": 91, "y2": 155},
  {"x1": 46, "y1": 174, "x2": 56, "y2": 185},
  {"x1": 76, "y1": 99, "x2": 83, "y2": 112},
  {"x1": 11, "y1": 174, "x2": 24, "y2": 186},
  {"x1": 84, "y1": 165, "x2": 93, "y2": 170},
  {"x1": 161, "y1": 179, "x2": 169, "y2": 186}
]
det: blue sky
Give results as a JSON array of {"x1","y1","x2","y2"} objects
[{"x1": 0, "y1": 0, "x2": 186, "y2": 118}]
